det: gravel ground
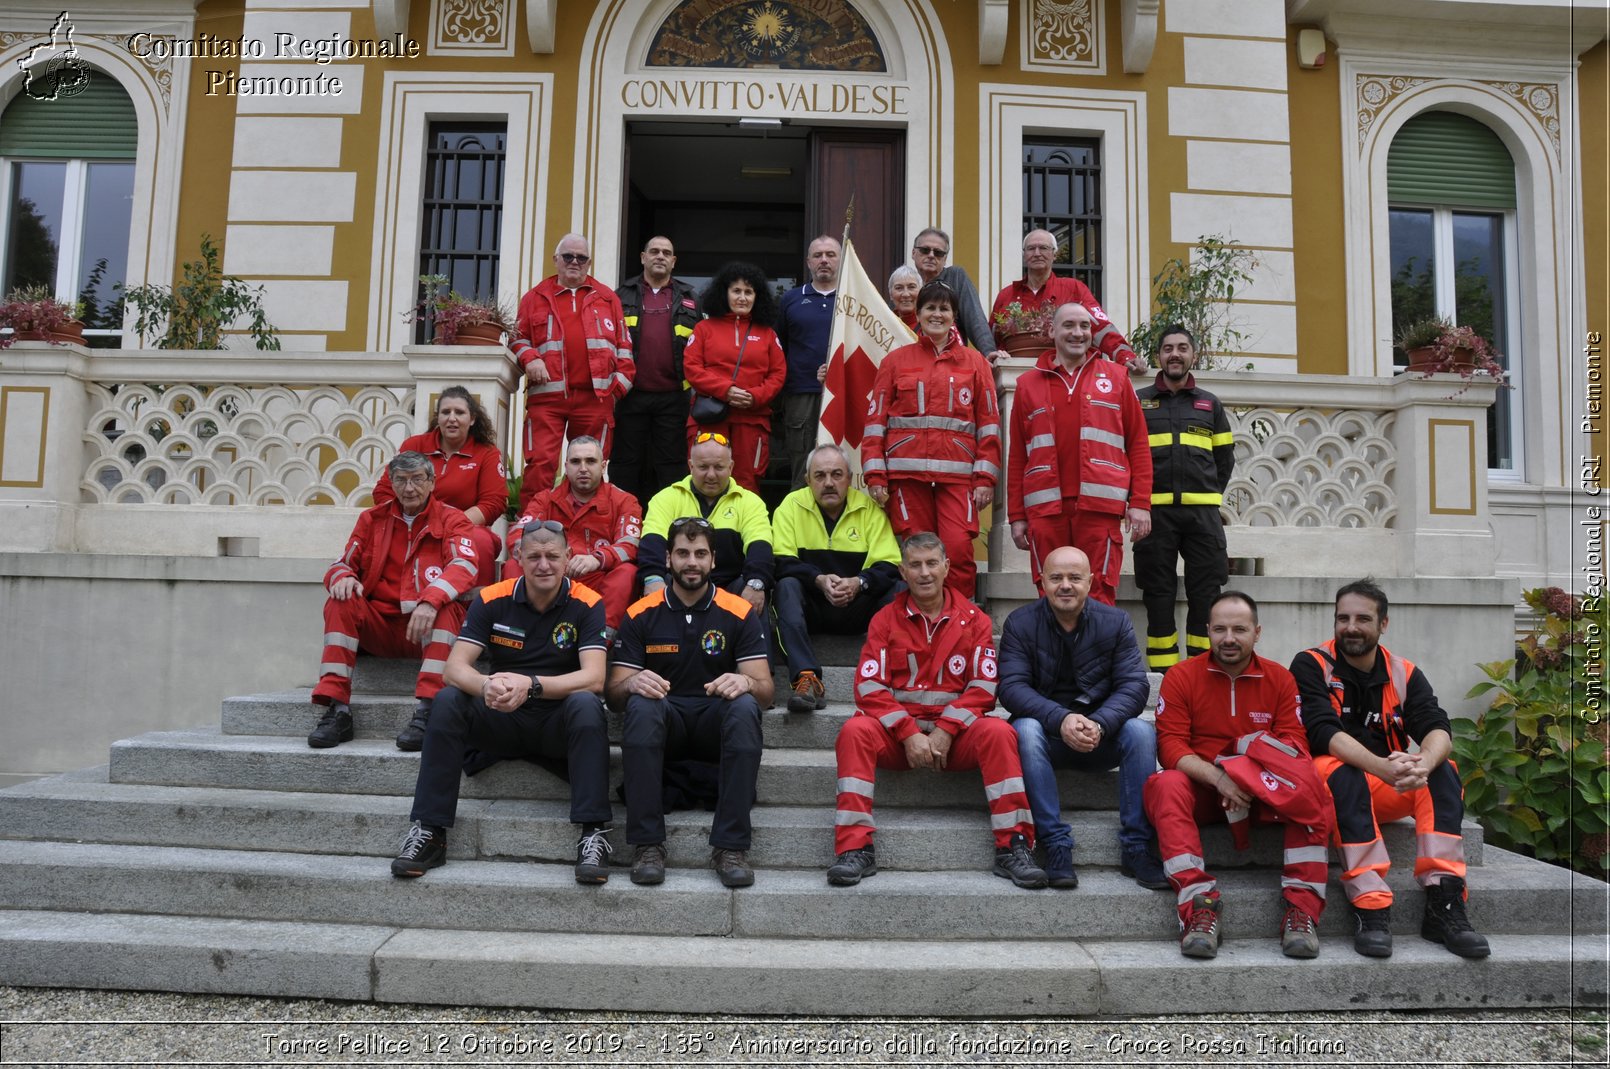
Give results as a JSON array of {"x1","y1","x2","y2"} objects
[{"x1": 0, "y1": 987, "x2": 1606, "y2": 1067}]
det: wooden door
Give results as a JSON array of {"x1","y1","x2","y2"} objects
[{"x1": 808, "y1": 129, "x2": 905, "y2": 289}]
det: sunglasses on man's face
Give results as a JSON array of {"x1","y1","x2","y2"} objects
[
  {"x1": 558, "y1": 253, "x2": 591, "y2": 265},
  {"x1": 913, "y1": 245, "x2": 949, "y2": 257}
]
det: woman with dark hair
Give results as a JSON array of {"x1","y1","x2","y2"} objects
[
  {"x1": 860, "y1": 279, "x2": 1001, "y2": 599},
  {"x1": 682, "y1": 261, "x2": 787, "y2": 491},
  {"x1": 375, "y1": 384, "x2": 506, "y2": 584}
]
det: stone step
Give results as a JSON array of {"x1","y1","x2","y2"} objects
[
  {"x1": 4, "y1": 909, "x2": 1598, "y2": 1014},
  {"x1": 224, "y1": 689, "x2": 861, "y2": 749},
  {"x1": 0, "y1": 841, "x2": 1591, "y2": 946},
  {"x1": 0, "y1": 767, "x2": 1484, "y2": 871}
]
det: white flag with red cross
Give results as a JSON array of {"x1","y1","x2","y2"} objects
[{"x1": 817, "y1": 238, "x2": 915, "y2": 482}]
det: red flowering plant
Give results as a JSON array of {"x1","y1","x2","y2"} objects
[
  {"x1": 0, "y1": 285, "x2": 80, "y2": 348},
  {"x1": 1396, "y1": 317, "x2": 1510, "y2": 392},
  {"x1": 1454, "y1": 586, "x2": 1609, "y2": 876},
  {"x1": 990, "y1": 300, "x2": 1052, "y2": 338},
  {"x1": 405, "y1": 274, "x2": 514, "y2": 345}
]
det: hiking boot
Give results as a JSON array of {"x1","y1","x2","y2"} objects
[
  {"x1": 1280, "y1": 904, "x2": 1321, "y2": 958},
  {"x1": 390, "y1": 822, "x2": 446, "y2": 878},
  {"x1": 1353, "y1": 904, "x2": 1393, "y2": 958},
  {"x1": 1120, "y1": 846, "x2": 1170, "y2": 890},
  {"x1": 630, "y1": 843, "x2": 666, "y2": 886},
  {"x1": 787, "y1": 670, "x2": 826, "y2": 713},
  {"x1": 712, "y1": 848, "x2": 754, "y2": 888},
  {"x1": 992, "y1": 833, "x2": 1049, "y2": 889},
  {"x1": 307, "y1": 702, "x2": 353, "y2": 748},
  {"x1": 1179, "y1": 892, "x2": 1221, "y2": 959},
  {"x1": 1043, "y1": 844, "x2": 1079, "y2": 889},
  {"x1": 1422, "y1": 877, "x2": 1490, "y2": 958},
  {"x1": 826, "y1": 846, "x2": 877, "y2": 886},
  {"x1": 574, "y1": 827, "x2": 613, "y2": 884},
  {"x1": 394, "y1": 698, "x2": 431, "y2": 751}
]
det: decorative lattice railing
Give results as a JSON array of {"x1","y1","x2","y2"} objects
[{"x1": 1223, "y1": 406, "x2": 1396, "y2": 529}]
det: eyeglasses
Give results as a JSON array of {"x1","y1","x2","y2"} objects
[
  {"x1": 392, "y1": 474, "x2": 434, "y2": 488},
  {"x1": 693, "y1": 431, "x2": 730, "y2": 446},
  {"x1": 913, "y1": 245, "x2": 949, "y2": 258},
  {"x1": 1024, "y1": 244, "x2": 1056, "y2": 253},
  {"x1": 558, "y1": 253, "x2": 591, "y2": 265},
  {"x1": 520, "y1": 519, "x2": 565, "y2": 535}
]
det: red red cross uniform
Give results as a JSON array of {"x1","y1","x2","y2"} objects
[{"x1": 834, "y1": 589, "x2": 1032, "y2": 853}]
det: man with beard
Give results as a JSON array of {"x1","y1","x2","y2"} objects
[
  {"x1": 776, "y1": 235, "x2": 841, "y2": 488},
  {"x1": 1133, "y1": 326, "x2": 1235, "y2": 672},
  {"x1": 1143, "y1": 591, "x2": 1331, "y2": 960},
  {"x1": 609, "y1": 517, "x2": 773, "y2": 888},
  {"x1": 1292, "y1": 580, "x2": 1490, "y2": 960},
  {"x1": 390, "y1": 521, "x2": 612, "y2": 883},
  {"x1": 638, "y1": 432, "x2": 773, "y2": 608},
  {"x1": 826, "y1": 532, "x2": 1045, "y2": 890}
]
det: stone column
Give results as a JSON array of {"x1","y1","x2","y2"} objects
[
  {"x1": 1387, "y1": 373, "x2": 1501, "y2": 577},
  {"x1": 401, "y1": 343, "x2": 522, "y2": 443},
  {"x1": 0, "y1": 341, "x2": 91, "y2": 552}
]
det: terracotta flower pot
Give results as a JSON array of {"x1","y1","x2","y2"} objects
[
  {"x1": 13, "y1": 318, "x2": 85, "y2": 344},
  {"x1": 1001, "y1": 332, "x2": 1051, "y2": 358},
  {"x1": 433, "y1": 320, "x2": 505, "y2": 345}
]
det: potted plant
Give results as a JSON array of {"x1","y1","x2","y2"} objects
[
  {"x1": 1130, "y1": 235, "x2": 1259, "y2": 371},
  {"x1": 118, "y1": 235, "x2": 281, "y2": 350},
  {"x1": 990, "y1": 301, "x2": 1053, "y2": 357},
  {"x1": 406, "y1": 274, "x2": 514, "y2": 345},
  {"x1": 0, "y1": 285, "x2": 84, "y2": 347},
  {"x1": 1396, "y1": 317, "x2": 1509, "y2": 390}
]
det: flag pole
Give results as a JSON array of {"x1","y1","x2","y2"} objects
[{"x1": 841, "y1": 195, "x2": 854, "y2": 248}]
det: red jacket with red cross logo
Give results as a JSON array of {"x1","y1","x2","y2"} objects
[
  {"x1": 511, "y1": 276, "x2": 634, "y2": 404},
  {"x1": 506, "y1": 481, "x2": 643, "y2": 572},
  {"x1": 325, "y1": 497, "x2": 479, "y2": 613},
  {"x1": 852, "y1": 588, "x2": 1001, "y2": 741},
  {"x1": 860, "y1": 329, "x2": 1002, "y2": 492},
  {"x1": 1154, "y1": 649, "x2": 1309, "y2": 773}
]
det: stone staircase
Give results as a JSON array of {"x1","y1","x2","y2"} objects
[{"x1": 0, "y1": 642, "x2": 1605, "y2": 1014}]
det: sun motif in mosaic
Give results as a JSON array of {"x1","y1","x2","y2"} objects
[{"x1": 648, "y1": 0, "x2": 885, "y2": 72}]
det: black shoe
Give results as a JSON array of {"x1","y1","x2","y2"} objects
[
  {"x1": 826, "y1": 846, "x2": 877, "y2": 886},
  {"x1": 1043, "y1": 844, "x2": 1079, "y2": 889},
  {"x1": 992, "y1": 833, "x2": 1048, "y2": 889},
  {"x1": 307, "y1": 702, "x2": 353, "y2": 748},
  {"x1": 394, "y1": 698, "x2": 431, "y2": 751},
  {"x1": 574, "y1": 827, "x2": 613, "y2": 884},
  {"x1": 630, "y1": 843, "x2": 666, "y2": 886},
  {"x1": 390, "y1": 821, "x2": 446, "y2": 878},
  {"x1": 1120, "y1": 846, "x2": 1170, "y2": 890},
  {"x1": 1353, "y1": 904, "x2": 1393, "y2": 957},
  {"x1": 787, "y1": 670, "x2": 826, "y2": 714},
  {"x1": 712, "y1": 848, "x2": 754, "y2": 888},
  {"x1": 1422, "y1": 877, "x2": 1490, "y2": 958}
]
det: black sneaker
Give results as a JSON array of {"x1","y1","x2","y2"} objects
[
  {"x1": 1043, "y1": 844, "x2": 1079, "y2": 889},
  {"x1": 1353, "y1": 904, "x2": 1393, "y2": 957},
  {"x1": 307, "y1": 702, "x2": 353, "y2": 748},
  {"x1": 992, "y1": 833, "x2": 1048, "y2": 889},
  {"x1": 390, "y1": 821, "x2": 446, "y2": 878},
  {"x1": 574, "y1": 827, "x2": 613, "y2": 884},
  {"x1": 1422, "y1": 877, "x2": 1490, "y2": 958},
  {"x1": 712, "y1": 847, "x2": 754, "y2": 888},
  {"x1": 1120, "y1": 846, "x2": 1170, "y2": 890},
  {"x1": 394, "y1": 698, "x2": 431, "y2": 751},
  {"x1": 826, "y1": 846, "x2": 877, "y2": 886},
  {"x1": 630, "y1": 843, "x2": 666, "y2": 886}
]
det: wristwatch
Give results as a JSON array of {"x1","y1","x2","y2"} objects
[
  {"x1": 528, "y1": 674, "x2": 543, "y2": 698},
  {"x1": 745, "y1": 579, "x2": 764, "y2": 591}
]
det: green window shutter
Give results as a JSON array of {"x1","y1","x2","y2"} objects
[
  {"x1": 0, "y1": 70, "x2": 137, "y2": 159},
  {"x1": 1388, "y1": 111, "x2": 1515, "y2": 210}
]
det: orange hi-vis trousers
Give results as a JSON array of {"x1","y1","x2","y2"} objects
[{"x1": 1315, "y1": 754, "x2": 1467, "y2": 909}]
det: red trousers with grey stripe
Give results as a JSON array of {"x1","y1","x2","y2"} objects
[
  {"x1": 833, "y1": 715, "x2": 1034, "y2": 854},
  {"x1": 1143, "y1": 769, "x2": 1329, "y2": 925},
  {"x1": 312, "y1": 597, "x2": 467, "y2": 705},
  {"x1": 1315, "y1": 754, "x2": 1467, "y2": 909},
  {"x1": 1027, "y1": 509, "x2": 1123, "y2": 605},
  {"x1": 887, "y1": 480, "x2": 978, "y2": 600}
]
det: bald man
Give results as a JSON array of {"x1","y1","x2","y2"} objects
[
  {"x1": 989, "y1": 229, "x2": 1143, "y2": 370},
  {"x1": 998, "y1": 545, "x2": 1164, "y2": 890}
]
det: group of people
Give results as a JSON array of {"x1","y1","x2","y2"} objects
[{"x1": 298, "y1": 228, "x2": 1489, "y2": 962}]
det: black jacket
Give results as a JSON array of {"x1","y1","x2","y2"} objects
[
  {"x1": 998, "y1": 596, "x2": 1148, "y2": 738},
  {"x1": 616, "y1": 274, "x2": 702, "y2": 387},
  {"x1": 1136, "y1": 373, "x2": 1234, "y2": 506}
]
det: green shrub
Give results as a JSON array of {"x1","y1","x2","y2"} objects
[{"x1": 1453, "y1": 586, "x2": 1610, "y2": 876}]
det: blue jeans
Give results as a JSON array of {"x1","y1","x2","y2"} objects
[{"x1": 1013, "y1": 716, "x2": 1158, "y2": 852}]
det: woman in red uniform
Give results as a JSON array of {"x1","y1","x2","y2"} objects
[
  {"x1": 682, "y1": 262, "x2": 787, "y2": 492},
  {"x1": 861, "y1": 280, "x2": 1001, "y2": 599},
  {"x1": 374, "y1": 385, "x2": 505, "y2": 585}
]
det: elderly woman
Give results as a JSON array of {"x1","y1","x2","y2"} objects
[
  {"x1": 888, "y1": 264, "x2": 922, "y2": 331},
  {"x1": 375, "y1": 384, "x2": 505, "y2": 585},
  {"x1": 682, "y1": 261, "x2": 787, "y2": 492},
  {"x1": 860, "y1": 280, "x2": 1000, "y2": 599}
]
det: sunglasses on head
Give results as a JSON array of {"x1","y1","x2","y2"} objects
[
  {"x1": 668, "y1": 516, "x2": 714, "y2": 533},
  {"x1": 694, "y1": 431, "x2": 730, "y2": 446},
  {"x1": 520, "y1": 519, "x2": 566, "y2": 535}
]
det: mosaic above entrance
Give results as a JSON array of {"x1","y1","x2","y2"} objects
[{"x1": 647, "y1": 0, "x2": 886, "y2": 71}]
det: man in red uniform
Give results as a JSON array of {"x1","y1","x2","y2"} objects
[
  {"x1": 1143, "y1": 591, "x2": 1332, "y2": 960},
  {"x1": 504, "y1": 436, "x2": 642, "y2": 632},
  {"x1": 988, "y1": 229, "x2": 1143, "y2": 370},
  {"x1": 1008, "y1": 302, "x2": 1153, "y2": 604},
  {"x1": 826, "y1": 532, "x2": 1046, "y2": 889},
  {"x1": 308, "y1": 452, "x2": 480, "y2": 751},
  {"x1": 510, "y1": 233, "x2": 635, "y2": 504},
  {"x1": 1292, "y1": 580, "x2": 1490, "y2": 959}
]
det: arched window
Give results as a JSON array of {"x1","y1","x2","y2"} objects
[
  {"x1": 1387, "y1": 110, "x2": 1518, "y2": 470},
  {"x1": 0, "y1": 68, "x2": 136, "y2": 345}
]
